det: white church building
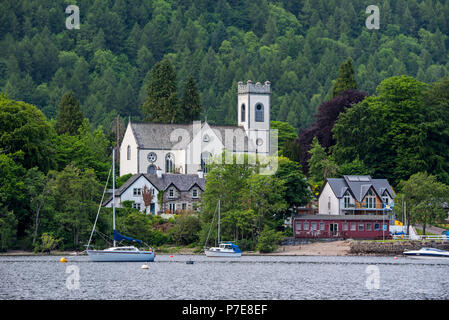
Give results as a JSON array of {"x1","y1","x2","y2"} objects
[
  {"x1": 105, "y1": 80, "x2": 274, "y2": 215},
  {"x1": 119, "y1": 80, "x2": 272, "y2": 176}
]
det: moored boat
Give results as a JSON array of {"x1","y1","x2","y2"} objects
[
  {"x1": 204, "y1": 200, "x2": 242, "y2": 258},
  {"x1": 86, "y1": 246, "x2": 155, "y2": 262},
  {"x1": 403, "y1": 247, "x2": 449, "y2": 259},
  {"x1": 85, "y1": 149, "x2": 155, "y2": 262},
  {"x1": 205, "y1": 242, "x2": 242, "y2": 257}
]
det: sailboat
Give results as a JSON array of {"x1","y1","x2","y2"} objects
[
  {"x1": 85, "y1": 149, "x2": 155, "y2": 262},
  {"x1": 204, "y1": 200, "x2": 242, "y2": 258}
]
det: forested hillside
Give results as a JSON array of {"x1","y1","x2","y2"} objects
[{"x1": 1, "y1": 0, "x2": 449, "y2": 130}]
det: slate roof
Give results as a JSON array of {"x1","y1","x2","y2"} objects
[
  {"x1": 102, "y1": 173, "x2": 205, "y2": 206},
  {"x1": 325, "y1": 175, "x2": 395, "y2": 203},
  {"x1": 144, "y1": 173, "x2": 206, "y2": 191},
  {"x1": 130, "y1": 122, "x2": 249, "y2": 150}
]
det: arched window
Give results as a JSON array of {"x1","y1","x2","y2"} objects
[
  {"x1": 165, "y1": 153, "x2": 174, "y2": 173},
  {"x1": 127, "y1": 145, "x2": 131, "y2": 160},
  {"x1": 201, "y1": 152, "x2": 212, "y2": 173},
  {"x1": 241, "y1": 104, "x2": 245, "y2": 122},
  {"x1": 147, "y1": 164, "x2": 156, "y2": 175},
  {"x1": 255, "y1": 103, "x2": 264, "y2": 122}
]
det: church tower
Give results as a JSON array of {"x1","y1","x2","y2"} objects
[{"x1": 237, "y1": 80, "x2": 271, "y2": 155}]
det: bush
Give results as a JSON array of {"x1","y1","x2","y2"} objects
[
  {"x1": 169, "y1": 215, "x2": 201, "y2": 245},
  {"x1": 149, "y1": 229, "x2": 170, "y2": 246},
  {"x1": 36, "y1": 233, "x2": 60, "y2": 253},
  {"x1": 256, "y1": 227, "x2": 284, "y2": 253}
]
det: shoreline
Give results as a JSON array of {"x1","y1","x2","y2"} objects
[
  {"x1": 2, "y1": 240, "x2": 447, "y2": 257},
  {"x1": 0, "y1": 241, "x2": 352, "y2": 257}
]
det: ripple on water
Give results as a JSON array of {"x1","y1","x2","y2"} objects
[{"x1": 0, "y1": 255, "x2": 448, "y2": 299}]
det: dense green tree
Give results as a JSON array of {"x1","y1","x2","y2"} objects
[
  {"x1": 169, "y1": 214, "x2": 201, "y2": 245},
  {"x1": 275, "y1": 156, "x2": 312, "y2": 212},
  {"x1": 0, "y1": 94, "x2": 53, "y2": 172},
  {"x1": 332, "y1": 76, "x2": 449, "y2": 186},
  {"x1": 307, "y1": 137, "x2": 338, "y2": 186},
  {"x1": 141, "y1": 59, "x2": 181, "y2": 123},
  {"x1": 270, "y1": 121, "x2": 298, "y2": 156},
  {"x1": 398, "y1": 172, "x2": 449, "y2": 235},
  {"x1": 45, "y1": 165, "x2": 102, "y2": 250},
  {"x1": 180, "y1": 75, "x2": 203, "y2": 122},
  {"x1": 332, "y1": 58, "x2": 357, "y2": 97},
  {"x1": 55, "y1": 91, "x2": 84, "y2": 136}
]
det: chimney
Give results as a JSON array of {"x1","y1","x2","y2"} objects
[
  {"x1": 197, "y1": 169, "x2": 204, "y2": 179},
  {"x1": 156, "y1": 166, "x2": 162, "y2": 179}
]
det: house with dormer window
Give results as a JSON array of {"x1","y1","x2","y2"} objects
[
  {"x1": 318, "y1": 176, "x2": 396, "y2": 215},
  {"x1": 103, "y1": 167, "x2": 205, "y2": 217},
  {"x1": 318, "y1": 175, "x2": 395, "y2": 215},
  {"x1": 293, "y1": 176, "x2": 396, "y2": 240}
]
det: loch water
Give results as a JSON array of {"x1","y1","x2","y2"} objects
[{"x1": 1, "y1": 255, "x2": 448, "y2": 300}]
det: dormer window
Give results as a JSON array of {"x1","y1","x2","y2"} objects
[
  {"x1": 343, "y1": 192, "x2": 351, "y2": 208},
  {"x1": 366, "y1": 189, "x2": 376, "y2": 208},
  {"x1": 382, "y1": 191, "x2": 389, "y2": 205},
  {"x1": 255, "y1": 103, "x2": 264, "y2": 122},
  {"x1": 169, "y1": 188, "x2": 174, "y2": 198},
  {"x1": 192, "y1": 188, "x2": 198, "y2": 198}
]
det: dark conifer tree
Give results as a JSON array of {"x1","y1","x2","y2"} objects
[
  {"x1": 141, "y1": 59, "x2": 181, "y2": 123},
  {"x1": 55, "y1": 91, "x2": 84, "y2": 135},
  {"x1": 332, "y1": 58, "x2": 357, "y2": 98},
  {"x1": 181, "y1": 75, "x2": 202, "y2": 122}
]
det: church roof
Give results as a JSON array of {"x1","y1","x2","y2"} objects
[{"x1": 130, "y1": 122, "x2": 250, "y2": 151}]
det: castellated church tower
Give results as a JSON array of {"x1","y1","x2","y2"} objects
[{"x1": 237, "y1": 80, "x2": 271, "y2": 155}]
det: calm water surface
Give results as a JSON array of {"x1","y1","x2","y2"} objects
[{"x1": 0, "y1": 255, "x2": 448, "y2": 300}]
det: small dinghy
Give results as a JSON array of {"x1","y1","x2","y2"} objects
[{"x1": 403, "y1": 247, "x2": 449, "y2": 260}]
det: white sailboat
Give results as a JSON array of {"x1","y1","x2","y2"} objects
[
  {"x1": 204, "y1": 200, "x2": 242, "y2": 258},
  {"x1": 86, "y1": 149, "x2": 155, "y2": 262}
]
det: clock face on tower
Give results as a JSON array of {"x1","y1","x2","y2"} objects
[{"x1": 147, "y1": 152, "x2": 157, "y2": 163}]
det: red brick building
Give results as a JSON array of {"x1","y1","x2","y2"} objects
[{"x1": 293, "y1": 215, "x2": 391, "y2": 240}]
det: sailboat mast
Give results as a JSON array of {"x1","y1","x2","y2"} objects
[
  {"x1": 218, "y1": 200, "x2": 220, "y2": 244},
  {"x1": 113, "y1": 148, "x2": 116, "y2": 247}
]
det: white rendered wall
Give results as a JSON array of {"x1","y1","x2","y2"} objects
[
  {"x1": 318, "y1": 182, "x2": 340, "y2": 215},
  {"x1": 120, "y1": 123, "x2": 139, "y2": 176},
  {"x1": 105, "y1": 175, "x2": 159, "y2": 214}
]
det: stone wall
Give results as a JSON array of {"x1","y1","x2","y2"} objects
[{"x1": 350, "y1": 240, "x2": 449, "y2": 255}]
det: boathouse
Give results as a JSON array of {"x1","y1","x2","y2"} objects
[{"x1": 293, "y1": 215, "x2": 391, "y2": 240}]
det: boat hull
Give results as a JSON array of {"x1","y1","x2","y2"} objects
[
  {"x1": 86, "y1": 250, "x2": 155, "y2": 262},
  {"x1": 204, "y1": 250, "x2": 242, "y2": 258},
  {"x1": 403, "y1": 253, "x2": 449, "y2": 260}
]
